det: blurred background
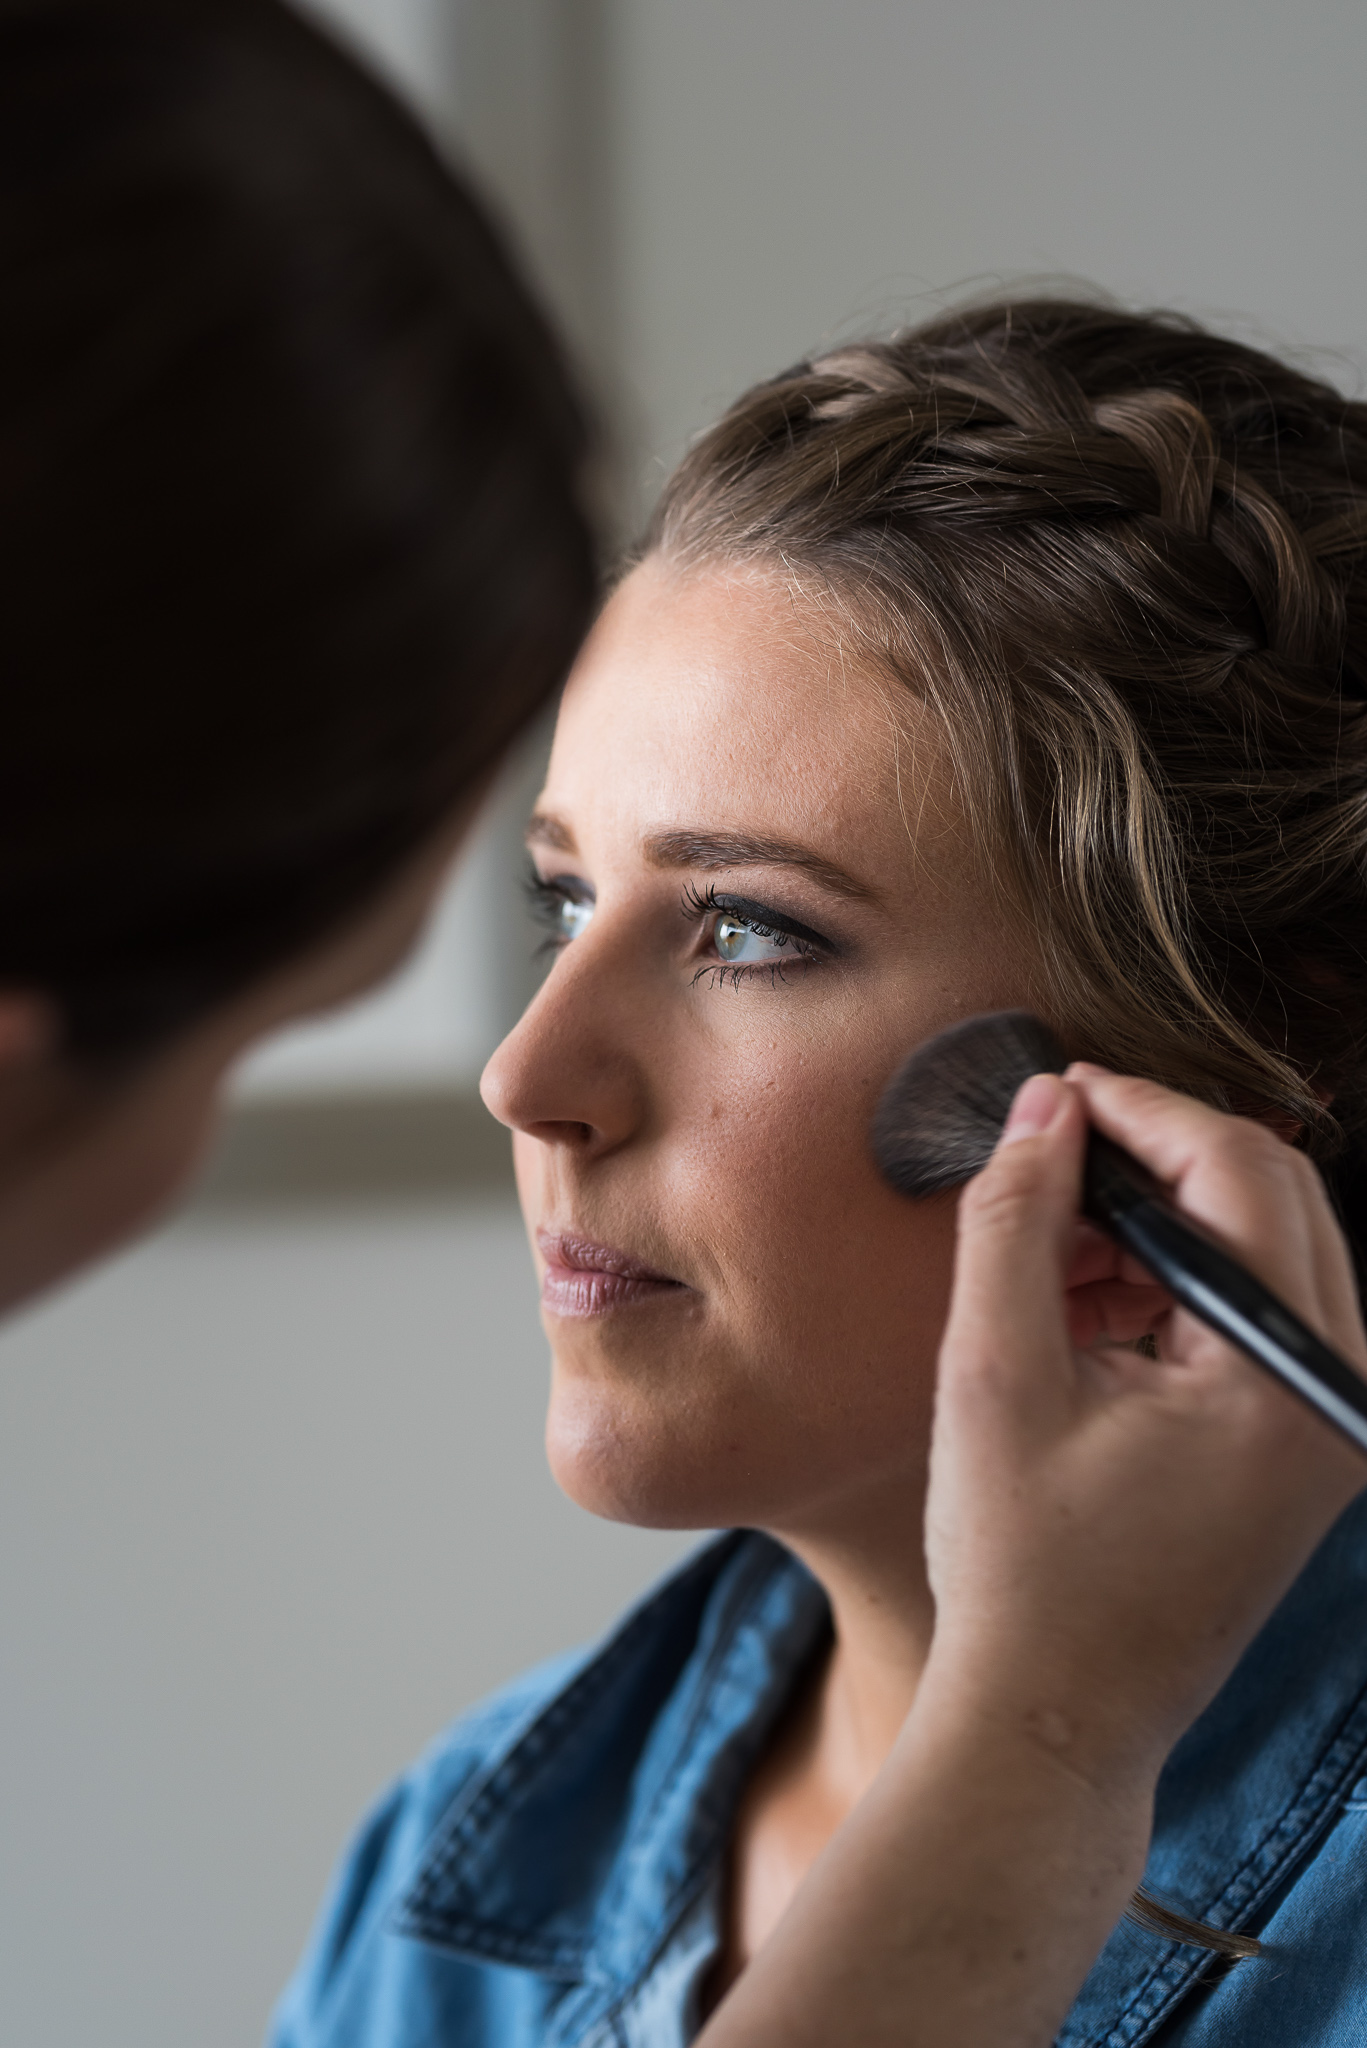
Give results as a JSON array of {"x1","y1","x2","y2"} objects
[{"x1": 3, "y1": 4, "x2": 1367, "y2": 2043}]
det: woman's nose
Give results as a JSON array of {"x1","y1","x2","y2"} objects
[{"x1": 480, "y1": 944, "x2": 645, "y2": 1157}]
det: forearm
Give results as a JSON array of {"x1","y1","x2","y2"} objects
[{"x1": 697, "y1": 1689, "x2": 1153, "y2": 2048}]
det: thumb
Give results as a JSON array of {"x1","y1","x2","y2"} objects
[{"x1": 941, "y1": 1074, "x2": 1088, "y2": 1414}]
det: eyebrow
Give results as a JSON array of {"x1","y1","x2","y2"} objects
[
  {"x1": 526, "y1": 813, "x2": 876, "y2": 903},
  {"x1": 643, "y1": 828, "x2": 874, "y2": 902},
  {"x1": 526, "y1": 812, "x2": 577, "y2": 853}
]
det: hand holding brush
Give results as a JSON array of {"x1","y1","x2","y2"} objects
[
  {"x1": 699, "y1": 1053, "x2": 1367, "y2": 2048},
  {"x1": 875, "y1": 1011, "x2": 1367, "y2": 1458}
]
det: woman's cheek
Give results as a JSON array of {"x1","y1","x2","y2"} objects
[
  {"x1": 685, "y1": 1057, "x2": 949, "y2": 1367},
  {"x1": 522, "y1": 998, "x2": 961, "y2": 1525}
]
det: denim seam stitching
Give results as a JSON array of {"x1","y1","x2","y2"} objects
[
  {"x1": 1082, "y1": 1680, "x2": 1367, "y2": 2048},
  {"x1": 394, "y1": 1534, "x2": 760, "y2": 1973}
]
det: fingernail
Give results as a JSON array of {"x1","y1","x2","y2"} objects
[{"x1": 1000, "y1": 1072, "x2": 1067, "y2": 1146}]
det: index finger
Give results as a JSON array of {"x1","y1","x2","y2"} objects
[
  {"x1": 1065, "y1": 1065, "x2": 1364, "y2": 1362},
  {"x1": 1063, "y1": 1066, "x2": 1280, "y2": 1191}
]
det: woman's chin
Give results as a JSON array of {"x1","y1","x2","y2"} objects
[
  {"x1": 542, "y1": 1348, "x2": 935, "y2": 1534},
  {"x1": 545, "y1": 1390, "x2": 711, "y2": 1528},
  {"x1": 543, "y1": 1377, "x2": 768, "y2": 1531}
]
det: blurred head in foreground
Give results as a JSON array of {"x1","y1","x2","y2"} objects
[{"x1": 0, "y1": 0, "x2": 596, "y2": 1307}]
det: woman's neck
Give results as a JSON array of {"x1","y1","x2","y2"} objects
[
  {"x1": 777, "y1": 1479, "x2": 938, "y2": 1803},
  {"x1": 798, "y1": 1526, "x2": 935, "y2": 1779}
]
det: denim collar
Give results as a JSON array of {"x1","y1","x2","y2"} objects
[
  {"x1": 395, "y1": 1493, "x2": 1367, "y2": 2047},
  {"x1": 393, "y1": 1532, "x2": 829, "y2": 2034}
]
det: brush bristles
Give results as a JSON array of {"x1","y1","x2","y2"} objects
[{"x1": 872, "y1": 1011, "x2": 1067, "y2": 1197}]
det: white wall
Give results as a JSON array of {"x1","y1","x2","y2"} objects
[
  {"x1": 7, "y1": 4, "x2": 1367, "y2": 2046},
  {"x1": 610, "y1": 0, "x2": 1367, "y2": 485}
]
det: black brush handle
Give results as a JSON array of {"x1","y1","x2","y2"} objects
[{"x1": 1083, "y1": 1133, "x2": 1367, "y2": 1459}]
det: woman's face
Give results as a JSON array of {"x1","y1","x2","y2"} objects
[{"x1": 481, "y1": 559, "x2": 1038, "y2": 1539}]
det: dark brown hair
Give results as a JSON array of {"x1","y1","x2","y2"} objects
[
  {"x1": 0, "y1": 0, "x2": 596, "y2": 1057},
  {"x1": 646, "y1": 295, "x2": 1367, "y2": 1961}
]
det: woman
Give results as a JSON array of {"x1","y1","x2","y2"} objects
[{"x1": 274, "y1": 301, "x2": 1367, "y2": 2046}]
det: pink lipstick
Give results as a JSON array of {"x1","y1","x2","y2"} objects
[{"x1": 537, "y1": 1232, "x2": 687, "y2": 1318}]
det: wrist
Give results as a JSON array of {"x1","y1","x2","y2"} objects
[
  {"x1": 905, "y1": 1647, "x2": 1166, "y2": 1827},
  {"x1": 698, "y1": 1645, "x2": 1159, "y2": 2048}
]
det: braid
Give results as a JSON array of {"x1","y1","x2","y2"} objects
[{"x1": 648, "y1": 298, "x2": 1367, "y2": 1158}]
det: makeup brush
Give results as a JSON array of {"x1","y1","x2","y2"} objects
[{"x1": 872, "y1": 1010, "x2": 1367, "y2": 1458}]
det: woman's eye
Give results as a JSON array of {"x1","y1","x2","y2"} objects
[
  {"x1": 713, "y1": 912, "x2": 795, "y2": 963},
  {"x1": 526, "y1": 872, "x2": 595, "y2": 946},
  {"x1": 683, "y1": 884, "x2": 834, "y2": 981},
  {"x1": 554, "y1": 895, "x2": 594, "y2": 942}
]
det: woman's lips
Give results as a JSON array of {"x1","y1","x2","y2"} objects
[{"x1": 537, "y1": 1231, "x2": 688, "y2": 1319}]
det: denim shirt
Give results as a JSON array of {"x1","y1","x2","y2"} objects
[{"x1": 271, "y1": 1497, "x2": 1367, "y2": 2048}]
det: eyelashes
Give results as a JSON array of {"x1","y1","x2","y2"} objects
[
  {"x1": 525, "y1": 868, "x2": 839, "y2": 986},
  {"x1": 682, "y1": 881, "x2": 837, "y2": 987}
]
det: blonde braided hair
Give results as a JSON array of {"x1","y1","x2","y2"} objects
[{"x1": 648, "y1": 299, "x2": 1367, "y2": 1163}]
